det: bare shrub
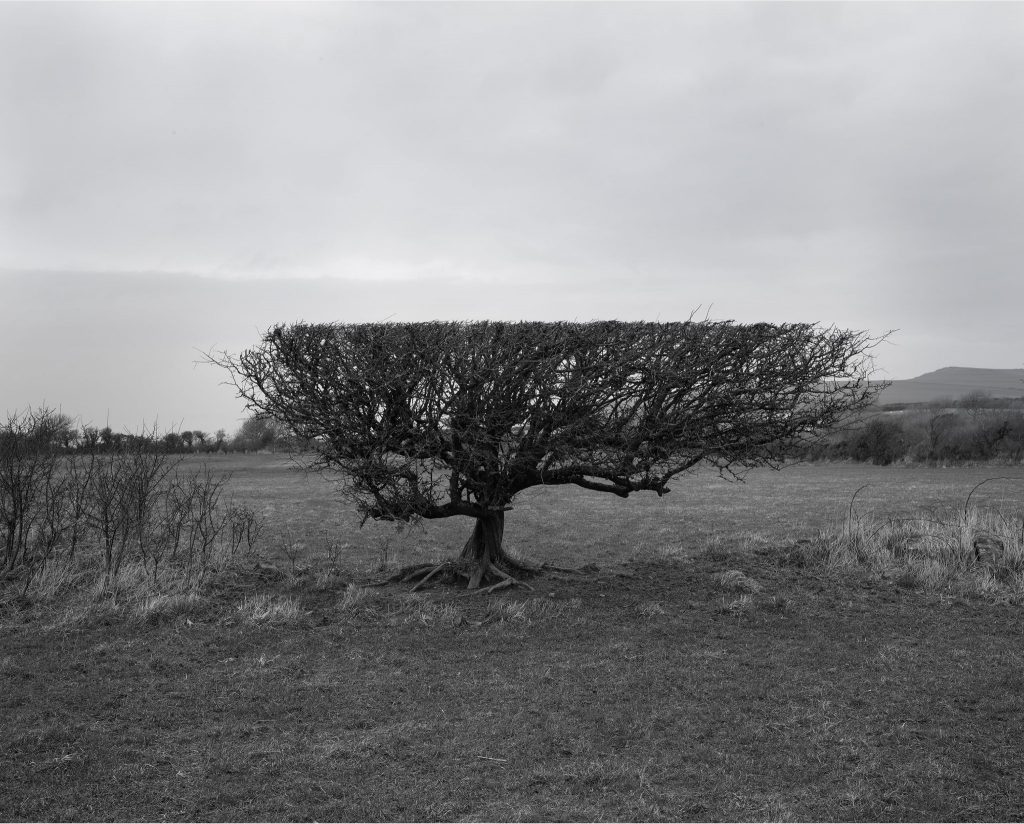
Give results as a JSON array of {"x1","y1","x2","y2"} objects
[
  {"x1": 226, "y1": 501, "x2": 264, "y2": 556},
  {"x1": 120, "y1": 434, "x2": 180, "y2": 581},
  {"x1": 0, "y1": 414, "x2": 264, "y2": 605},
  {"x1": 175, "y1": 467, "x2": 230, "y2": 586},
  {"x1": 61, "y1": 451, "x2": 97, "y2": 565},
  {"x1": 278, "y1": 533, "x2": 305, "y2": 573},
  {"x1": 0, "y1": 408, "x2": 67, "y2": 579},
  {"x1": 87, "y1": 448, "x2": 133, "y2": 587}
]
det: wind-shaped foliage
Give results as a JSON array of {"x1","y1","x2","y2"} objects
[{"x1": 223, "y1": 320, "x2": 882, "y2": 528}]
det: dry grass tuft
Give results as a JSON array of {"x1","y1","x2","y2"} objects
[
  {"x1": 804, "y1": 505, "x2": 1024, "y2": 598},
  {"x1": 313, "y1": 567, "x2": 348, "y2": 590},
  {"x1": 338, "y1": 583, "x2": 378, "y2": 611},
  {"x1": 699, "y1": 534, "x2": 731, "y2": 561},
  {"x1": 715, "y1": 569, "x2": 763, "y2": 593},
  {"x1": 44, "y1": 595, "x2": 124, "y2": 629},
  {"x1": 637, "y1": 601, "x2": 667, "y2": 617},
  {"x1": 481, "y1": 596, "x2": 584, "y2": 625},
  {"x1": 24, "y1": 559, "x2": 95, "y2": 603},
  {"x1": 719, "y1": 593, "x2": 756, "y2": 614},
  {"x1": 237, "y1": 593, "x2": 305, "y2": 624},
  {"x1": 391, "y1": 593, "x2": 466, "y2": 627},
  {"x1": 132, "y1": 592, "x2": 200, "y2": 623}
]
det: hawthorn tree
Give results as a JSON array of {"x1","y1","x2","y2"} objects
[{"x1": 219, "y1": 320, "x2": 882, "y2": 591}]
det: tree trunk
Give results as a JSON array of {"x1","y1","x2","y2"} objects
[{"x1": 458, "y1": 511, "x2": 511, "y2": 589}]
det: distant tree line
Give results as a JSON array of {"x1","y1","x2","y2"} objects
[
  {"x1": 0, "y1": 411, "x2": 304, "y2": 456},
  {"x1": 797, "y1": 392, "x2": 1024, "y2": 465}
]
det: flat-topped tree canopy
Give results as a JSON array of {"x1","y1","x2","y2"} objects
[{"x1": 220, "y1": 320, "x2": 883, "y2": 590}]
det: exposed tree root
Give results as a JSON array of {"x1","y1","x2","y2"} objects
[
  {"x1": 467, "y1": 561, "x2": 486, "y2": 591},
  {"x1": 369, "y1": 558, "x2": 586, "y2": 590},
  {"x1": 470, "y1": 564, "x2": 535, "y2": 595},
  {"x1": 478, "y1": 578, "x2": 514, "y2": 595},
  {"x1": 376, "y1": 557, "x2": 536, "y2": 593},
  {"x1": 385, "y1": 562, "x2": 438, "y2": 584},
  {"x1": 410, "y1": 561, "x2": 452, "y2": 593}
]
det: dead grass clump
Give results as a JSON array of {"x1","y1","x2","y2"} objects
[
  {"x1": 133, "y1": 592, "x2": 200, "y2": 623},
  {"x1": 718, "y1": 593, "x2": 756, "y2": 615},
  {"x1": 528, "y1": 595, "x2": 583, "y2": 619},
  {"x1": 738, "y1": 531, "x2": 773, "y2": 553},
  {"x1": 237, "y1": 593, "x2": 305, "y2": 624},
  {"x1": 23, "y1": 558, "x2": 96, "y2": 603},
  {"x1": 484, "y1": 596, "x2": 583, "y2": 625},
  {"x1": 99, "y1": 561, "x2": 152, "y2": 600},
  {"x1": 805, "y1": 505, "x2": 1024, "y2": 598},
  {"x1": 715, "y1": 570, "x2": 763, "y2": 594},
  {"x1": 637, "y1": 601, "x2": 667, "y2": 617},
  {"x1": 699, "y1": 535, "x2": 732, "y2": 561},
  {"x1": 313, "y1": 567, "x2": 348, "y2": 590},
  {"x1": 389, "y1": 593, "x2": 466, "y2": 627},
  {"x1": 375, "y1": 593, "x2": 584, "y2": 629},
  {"x1": 45, "y1": 595, "x2": 124, "y2": 630},
  {"x1": 339, "y1": 583, "x2": 379, "y2": 611},
  {"x1": 489, "y1": 599, "x2": 529, "y2": 623}
]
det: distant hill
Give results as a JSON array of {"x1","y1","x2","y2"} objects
[{"x1": 876, "y1": 367, "x2": 1024, "y2": 406}]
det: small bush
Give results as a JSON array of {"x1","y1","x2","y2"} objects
[{"x1": 849, "y1": 418, "x2": 907, "y2": 465}]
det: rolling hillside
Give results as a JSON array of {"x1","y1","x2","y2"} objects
[{"x1": 876, "y1": 367, "x2": 1024, "y2": 405}]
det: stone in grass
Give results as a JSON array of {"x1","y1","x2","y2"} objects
[{"x1": 715, "y1": 569, "x2": 763, "y2": 594}]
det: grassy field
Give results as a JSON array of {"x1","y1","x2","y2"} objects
[
  {"x1": 3, "y1": 456, "x2": 1024, "y2": 821},
  {"x1": 200, "y1": 453, "x2": 1024, "y2": 570}
]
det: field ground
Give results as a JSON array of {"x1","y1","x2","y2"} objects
[
  {"x1": 205, "y1": 453, "x2": 1024, "y2": 570},
  {"x1": 3, "y1": 456, "x2": 1024, "y2": 821}
]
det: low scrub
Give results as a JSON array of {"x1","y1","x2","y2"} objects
[{"x1": 1, "y1": 408, "x2": 266, "y2": 601}]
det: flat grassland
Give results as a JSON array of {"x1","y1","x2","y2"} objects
[
  {"x1": 212, "y1": 453, "x2": 1024, "y2": 570},
  {"x1": 3, "y1": 457, "x2": 1024, "y2": 821}
]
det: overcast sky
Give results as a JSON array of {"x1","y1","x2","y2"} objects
[{"x1": 2, "y1": 2, "x2": 1023, "y2": 433}]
